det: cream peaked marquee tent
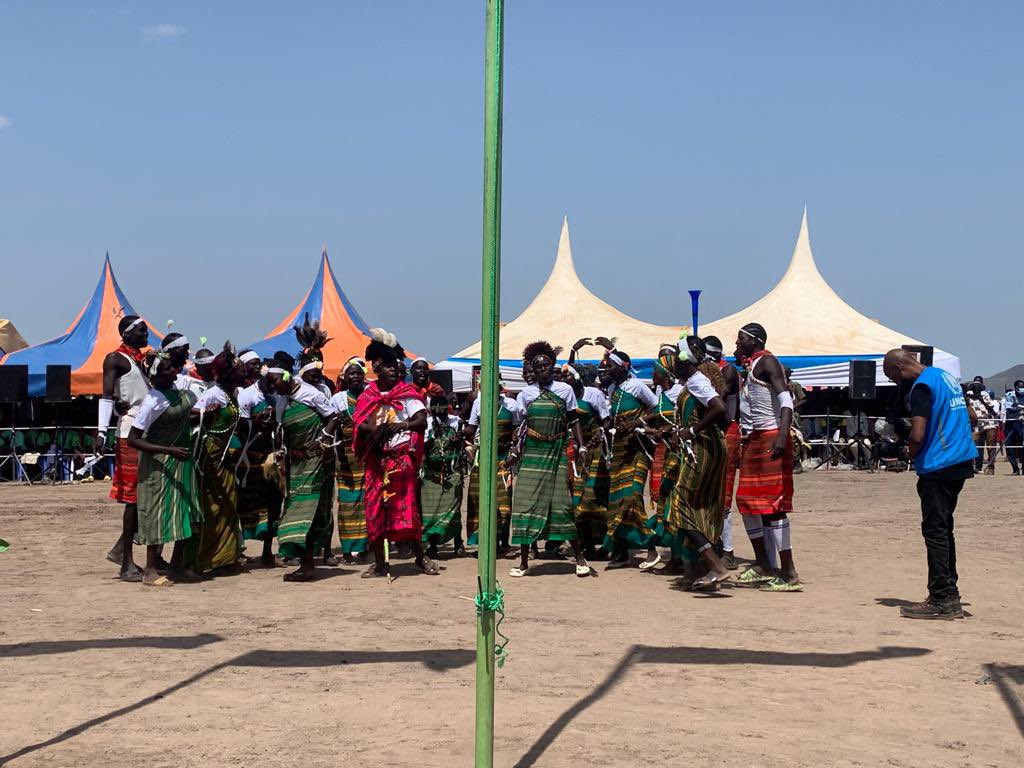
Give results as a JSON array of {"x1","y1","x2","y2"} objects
[
  {"x1": 437, "y1": 217, "x2": 683, "y2": 390},
  {"x1": 699, "y1": 208, "x2": 960, "y2": 387}
]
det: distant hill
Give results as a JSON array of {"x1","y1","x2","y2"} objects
[{"x1": 985, "y1": 364, "x2": 1024, "y2": 394}]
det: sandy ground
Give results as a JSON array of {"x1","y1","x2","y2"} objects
[{"x1": 0, "y1": 469, "x2": 1022, "y2": 768}]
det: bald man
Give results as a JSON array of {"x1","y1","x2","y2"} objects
[{"x1": 883, "y1": 349, "x2": 976, "y2": 620}]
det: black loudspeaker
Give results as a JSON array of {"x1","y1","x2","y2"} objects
[
  {"x1": 901, "y1": 345, "x2": 934, "y2": 367},
  {"x1": 429, "y1": 369, "x2": 454, "y2": 396},
  {"x1": 0, "y1": 365, "x2": 29, "y2": 403},
  {"x1": 46, "y1": 365, "x2": 72, "y2": 403},
  {"x1": 849, "y1": 360, "x2": 877, "y2": 400}
]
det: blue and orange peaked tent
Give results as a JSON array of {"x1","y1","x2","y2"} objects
[
  {"x1": 1, "y1": 255, "x2": 162, "y2": 396},
  {"x1": 245, "y1": 248, "x2": 398, "y2": 381}
]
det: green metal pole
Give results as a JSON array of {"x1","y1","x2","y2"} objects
[{"x1": 475, "y1": 0, "x2": 503, "y2": 766}]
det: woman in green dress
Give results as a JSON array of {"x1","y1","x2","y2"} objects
[
  {"x1": 598, "y1": 348, "x2": 661, "y2": 568},
  {"x1": 266, "y1": 356, "x2": 340, "y2": 582},
  {"x1": 564, "y1": 367, "x2": 608, "y2": 559},
  {"x1": 665, "y1": 335, "x2": 732, "y2": 590},
  {"x1": 128, "y1": 355, "x2": 202, "y2": 587},
  {"x1": 507, "y1": 341, "x2": 592, "y2": 579},
  {"x1": 463, "y1": 382, "x2": 520, "y2": 554},
  {"x1": 420, "y1": 394, "x2": 466, "y2": 557},
  {"x1": 640, "y1": 345, "x2": 689, "y2": 572},
  {"x1": 331, "y1": 358, "x2": 369, "y2": 563},
  {"x1": 191, "y1": 347, "x2": 245, "y2": 576}
]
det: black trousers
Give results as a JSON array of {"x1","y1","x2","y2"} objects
[
  {"x1": 1005, "y1": 421, "x2": 1023, "y2": 473},
  {"x1": 916, "y1": 474, "x2": 964, "y2": 603}
]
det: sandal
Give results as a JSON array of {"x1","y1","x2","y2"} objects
[
  {"x1": 638, "y1": 552, "x2": 663, "y2": 572},
  {"x1": 605, "y1": 557, "x2": 632, "y2": 571},
  {"x1": 143, "y1": 575, "x2": 174, "y2": 588},
  {"x1": 735, "y1": 567, "x2": 773, "y2": 586},
  {"x1": 692, "y1": 572, "x2": 731, "y2": 590},
  {"x1": 361, "y1": 564, "x2": 391, "y2": 579},
  {"x1": 417, "y1": 557, "x2": 441, "y2": 576},
  {"x1": 283, "y1": 570, "x2": 316, "y2": 583},
  {"x1": 575, "y1": 563, "x2": 593, "y2": 578},
  {"x1": 759, "y1": 576, "x2": 803, "y2": 592},
  {"x1": 509, "y1": 566, "x2": 529, "y2": 578}
]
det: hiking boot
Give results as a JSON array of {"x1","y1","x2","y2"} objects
[{"x1": 900, "y1": 598, "x2": 963, "y2": 620}]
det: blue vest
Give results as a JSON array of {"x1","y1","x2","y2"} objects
[{"x1": 910, "y1": 367, "x2": 976, "y2": 475}]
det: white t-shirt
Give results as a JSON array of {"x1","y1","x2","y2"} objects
[
  {"x1": 194, "y1": 384, "x2": 230, "y2": 412},
  {"x1": 609, "y1": 376, "x2": 659, "y2": 410},
  {"x1": 516, "y1": 381, "x2": 577, "y2": 413},
  {"x1": 468, "y1": 395, "x2": 522, "y2": 426},
  {"x1": 371, "y1": 395, "x2": 426, "y2": 450},
  {"x1": 175, "y1": 373, "x2": 209, "y2": 398},
  {"x1": 330, "y1": 390, "x2": 357, "y2": 417},
  {"x1": 133, "y1": 390, "x2": 172, "y2": 432},
  {"x1": 276, "y1": 380, "x2": 337, "y2": 422},
  {"x1": 427, "y1": 412, "x2": 462, "y2": 439},
  {"x1": 582, "y1": 386, "x2": 610, "y2": 420},
  {"x1": 657, "y1": 382, "x2": 684, "y2": 404},
  {"x1": 237, "y1": 382, "x2": 274, "y2": 419},
  {"x1": 685, "y1": 372, "x2": 719, "y2": 407}
]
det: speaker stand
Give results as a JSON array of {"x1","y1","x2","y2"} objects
[{"x1": 0, "y1": 407, "x2": 31, "y2": 485}]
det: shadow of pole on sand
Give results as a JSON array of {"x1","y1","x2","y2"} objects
[
  {"x1": 514, "y1": 644, "x2": 932, "y2": 768},
  {"x1": 0, "y1": 633, "x2": 224, "y2": 658},
  {"x1": 0, "y1": 647, "x2": 474, "y2": 764},
  {"x1": 984, "y1": 663, "x2": 1024, "y2": 739}
]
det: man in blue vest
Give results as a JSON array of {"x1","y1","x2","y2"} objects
[{"x1": 883, "y1": 349, "x2": 977, "y2": 620}]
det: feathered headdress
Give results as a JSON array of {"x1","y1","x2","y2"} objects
[
  {"x1": 522, "y1": 340, "x2": 557, "y2": 364},
  {"x1": 294, "y1": 312, "x2": 330, "y2": 362},
  {"x1": 365, "y1": 327, "x2": 405, "y2": 365}
]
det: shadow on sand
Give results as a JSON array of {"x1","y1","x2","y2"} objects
[
  {"x1": 514, "y1": 643, "x2": 932, "y2": 768},
  {"x1": 0, "y1": 646, "x2": 473, "y2": 764}
]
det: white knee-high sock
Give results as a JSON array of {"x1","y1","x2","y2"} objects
[
  {"x1": 767, "y1": 517, "x2": 792, "y2": 551},
  {"x1": 721, "y1": 510, "x2": 734, "y2": 552},
  {"x1": 762, "y1": 523, "x2": 779, "y2": 570}
]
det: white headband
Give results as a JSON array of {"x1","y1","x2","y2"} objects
[
  {"x1": 266, "y1": 367, "x2": 292, "y2": 380},
  {"x1": 298, "y1": 360, "x2": 324, "y2": 375},
  {"x1": 412, "y1": 358, "x2": 430, "y2": 366},
  {"x1": 162, "y1": 335, "x2": 189, "y2": 351},
  {"x1": 194, "y1": 356, "x2": 215, "y2": 366},
  {"x1": 123, "y1": 317, "x2": 145, "y2": 333},
  {"x1": 739, "y1": 327, "x2": 766, "y2": 344},
  {"x1": 677, "y1": 337, "x2": 698, "y2": 364},
  {"x1": 239, "y1": 351, "x2": 260, "y2": 364},
  {"x1": 607, "y1": 352, "x2": 626, "y2": 367}
]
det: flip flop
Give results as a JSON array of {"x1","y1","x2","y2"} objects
[
  {"x1": 283, "y1": 570, "x2": 316, "y2": 583},
  {"x1": 575, "y1": 563, "x2": 593, "y2": 578},
  {"x1": 118, "y1": 569, "x2": 143, "y2": 583},
  {"x1": 759, "y1": 577, "x2": 803, "y2": 592},
  {"x1": 638, "y1": 552, "x2": 663, "y2": 572},
  {"x1": 168, "y1": 569, "x2": 203, "y2": 584},
  {"x1": 509, "y1": 566, "x2": 529, "y2": 578},
  {"x1": 361, "y1": 565, "x2": 391, "y2": 579},
  {"x1": 143, "y1": 575, "x2": 174, "y2": 588},
  {"x1": 605, "y1": 558, "x2": 632, "y2": 570},
  {"x1": 692, "y1": 572, "x2": 732, "y2": 591},
  {"x1": 735, "y1": 568, "x2": 773, "y2": 586}
]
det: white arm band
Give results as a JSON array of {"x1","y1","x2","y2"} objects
[
  {"x1": 98, "y1": 398, "x2": 115, "y2": 433},
  {"x1": 777, "y1": 391, "x2": 794, "y2": 411}
]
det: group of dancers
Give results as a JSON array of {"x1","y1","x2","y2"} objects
[{"x1": 99, "y1": 313, "x2": 802, "y2": 592}]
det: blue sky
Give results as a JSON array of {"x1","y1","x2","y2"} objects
[{"x1": 1, "y1": 1, "x2": 1020, "y2": 377}]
